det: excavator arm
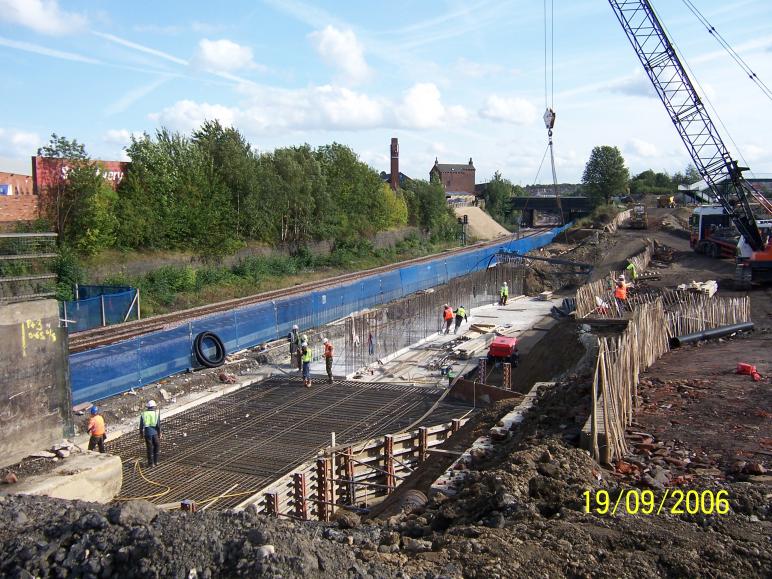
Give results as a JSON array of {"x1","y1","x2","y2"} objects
[{"x1": 607, "y1": 0, "x2": 765, "y2": 252}]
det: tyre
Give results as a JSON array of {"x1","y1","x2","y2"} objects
[{"x1": 193, "y1": 331, "x2": 226, "y2": 368}]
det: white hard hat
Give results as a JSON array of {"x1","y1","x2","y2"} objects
[
  {"x1": 146, "y1": 400, "x2": 157, "y2": 409},
  {"x1": 301, "y1": 341, "x2": 308, "y2": 347},
  {"x1": 292, "y1": 324, "x2": 299, "y2": 330},
  {"x1": 503, "y1": 281, "x2": 507, "y2": 285},
  {"x1": 322, "y1": 338, "x2": 328, "y2": 344},
  {"x1": 618, "y1": 274, "x2": 625, "y2": 281}
]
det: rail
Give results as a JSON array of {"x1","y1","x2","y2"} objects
[{"x1": 69, "y1": 230, "x2": 548, "y2": 353}]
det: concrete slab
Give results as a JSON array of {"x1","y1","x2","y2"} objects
[
  {"x1": 337, "y1": 297, "x2": 562, "y2": 389},
  {"x1": 2, "y1": 452, "x2": 122, "y2": 503}
]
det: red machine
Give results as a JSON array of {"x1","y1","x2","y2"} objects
[{"x1": 487, "y1": 336, "x2": 519, "y2": 367}]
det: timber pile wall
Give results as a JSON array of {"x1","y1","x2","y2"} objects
[
  {"x1": 237, "y1": 418, "x2": 468, "y2": 520},
  {"x1": 583, "y1": 294, "x2": 752, "y2": 463}
]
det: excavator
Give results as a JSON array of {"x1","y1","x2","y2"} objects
[{"x1": 607, "y1": 0, "x2": 772, "y2": 289}]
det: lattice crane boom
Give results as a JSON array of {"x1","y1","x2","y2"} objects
[{"x1": 607, "y1": 0, "x2": 765, "y2": 251}]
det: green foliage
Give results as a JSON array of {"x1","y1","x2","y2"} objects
[
  {"x1": 53, "y1": 245, "x2": 84, "y2": 301},
  {"x1": 629, "y1": 169, "x2": 675, "y2": 197},
  {"x1": 483, "y1": 171, "x2": 522, "y2": 230},
  {"x1": 401, "y1": 178, "x2": 457, "y2": 240},
  {"x1": 581, "y1": 145, "x2": 630, "y2": 206},
  {"x1": 42, "y1": 125, "x2": 465, "y2": 274},
  {"x1": 37, "y1": 134, "x2": 109, "y2": 249}
]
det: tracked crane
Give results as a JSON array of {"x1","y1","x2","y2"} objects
[{"x1": 607, "y1": 0, "x2": 772, "y2": 288}]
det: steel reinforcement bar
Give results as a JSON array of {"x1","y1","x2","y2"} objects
[{"x1": 236, "y1": 417, "x2": 469, "y2": 519}]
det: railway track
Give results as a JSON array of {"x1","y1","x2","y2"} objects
[{"x1": 68, "y1": 231, "x2": 544, "y2": 353}]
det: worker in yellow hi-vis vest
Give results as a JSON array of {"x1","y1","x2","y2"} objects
[{"x1": 139, "y1": 400, "x2": 161, "y2": 468}]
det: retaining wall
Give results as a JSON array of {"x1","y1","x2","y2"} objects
[{"x1": 70, "y1": 225, "x2": 571, "y2": 405}]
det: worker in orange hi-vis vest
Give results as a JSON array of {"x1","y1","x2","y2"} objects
[
  {"x1": 322, "y1": 337, "x2": 334, "y2": 384},
  {"x1": 442, "y1": 304, "x2": 454, "y2": 334},
  {"x1": 614, "y1": 275, "x2": 629, "y2": 314},
  {"x1": 87, "y1": 406, "x2": 106, "y2": 453}
]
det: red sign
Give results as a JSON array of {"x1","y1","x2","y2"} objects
[{"x1": 32, "y1": 156, "x2": 129, "y2": 194}]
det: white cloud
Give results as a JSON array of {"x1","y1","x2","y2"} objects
[
  {"x1": 308, "y1": 26, "x2": 370, "y2": 84},
  {"x1": 626, "y1": 138, "x2": 659, "y2": 158},
  {"x1": 194, "y1": 38, "x2": 257, "y2": 73},
  {"x1": 149, "y1": 100, "x2": 237, "y2": 133},
  {"x1": 103, "y1": 129, "x2": 145, "y2": 147},
  {"x1": 479, "y1": 95, "x2": 538, "y2": 125},
  {"x1": 397, "y1": 83, "x2": 468, "y2": 129},
  {"x1": 0, "y1": 128, "x2": 41, "y2": 158},
  {"x1": 0, "y1": 0, "x2": 87, "y2": 35},
  {"x1": 151, "y1": 81, "x2": 468, "y2": 137}
]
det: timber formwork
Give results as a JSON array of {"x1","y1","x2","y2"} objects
[{"x1": 108, "y1": 376, "x2": 474, "y2": 509}]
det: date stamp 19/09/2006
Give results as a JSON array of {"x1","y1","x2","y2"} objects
[{"x1": 583, "y1": 489, "x2": 730, "y2": 516}]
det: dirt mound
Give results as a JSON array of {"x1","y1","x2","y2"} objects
[
  {"x1": 0, "y1": 495, "x2": 397, "y2": 578},
  {"x1": 454, "y1": 207, "x2": 510, "y2": 240}
]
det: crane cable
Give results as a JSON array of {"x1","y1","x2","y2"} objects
[
  {"x1": 650, "y1": 1, "x2": 755, "y2": 179},
  {"x1": 681, "y1": 0, "x2": 772, "y2": 102},
  {"x1": 543, "y1": 0, "x2": 565, "y2": 227}
]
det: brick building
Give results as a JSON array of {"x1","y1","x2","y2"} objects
[
  {"x1": 0, "y1": 171, "x2": 37, "y2": 224},
  {"x1": 430, "y1": 158, "x2": 476, "y2": 195},
  {"x1": 32, "y1": 156, "x2": 128, "y2": 194}
]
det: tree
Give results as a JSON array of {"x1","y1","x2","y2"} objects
[
  {"x1": 402, "y1": 178, "x2": 456, "y2": 240},
  {"x1": 192, "y1": 121, "x2": 253, "y2": 238},
  {"x1": 581, "y1": 146, "x2": 630, "y2": 206},
  {"x1": 37, "y1": 134, "x2": 90, "y2": 238},
  {"x1": 37, "y1": 134, "x2": 118, "y2": 253},
  {"x1": 629, "y1": 169, "x2": 675, "y2": 197}
]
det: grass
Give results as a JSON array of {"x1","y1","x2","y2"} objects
[{"x1": 98, "y1": 234, "x2": 454, "y2": 316}]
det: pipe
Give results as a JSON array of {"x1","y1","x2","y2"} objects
[{"x1": 669, "y1": 322, "x2": 754, "y2": 348}]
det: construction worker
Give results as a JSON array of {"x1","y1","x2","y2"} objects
[
  {"x1": 499, "y1": 281, "x2": 509, "y2": 305},
  {"x1": 322, "y1": 337, "x2": 334, "y2": 384},
  {"x1": 442, "y1": 304, "x2": 454, "y2": 334},
  {"x1": 301, "y1": 340, "x2": 312, "y2": 387},
  {"x1": 87, "y1": 406, "x2": 106, "y2": 453},
  {"x1": 626, "y1": 261, "x2": 638, "y2": 280},
  {"x1": 288, "y1": 324, "x2": 301, "y2": 371},
  {"x1": 614, "y1": 275, "x2": 629, "y2": 314},
  {"x1": 453, "y1": 305, "x2": 467, "y2": 334},
  {"x1": 139, "y1": 400, "x2": 161, "y2": 468}
]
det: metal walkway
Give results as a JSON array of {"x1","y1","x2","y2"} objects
[{"x1": 107, "y1": 377, "x2": 474, "y2": 509}]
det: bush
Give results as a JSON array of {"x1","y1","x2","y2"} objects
[{"x1": 53, "y1": 246, "x2": 84, "y2": 301}]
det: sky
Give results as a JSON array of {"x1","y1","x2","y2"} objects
[{"x1": 0, "y1": 0, "x2": 771, "y2": 185}]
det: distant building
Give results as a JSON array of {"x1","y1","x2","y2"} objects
[
  {"x1": 0, "y1": 171, "x2": 36, "y2": 224},
  {"x1": 380, "y1": 137, "x2": 411, "y2": 189},
  {"x1": 430, "y1": 158, "x2": 475, "y2": 195},
  {"x1": 32, "y1": 156, "x2": 129, "y2": 194}
]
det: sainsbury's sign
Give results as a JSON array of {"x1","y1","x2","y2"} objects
[{"x1": 32, "y1": 156, "x2": 130, "y2": 193}]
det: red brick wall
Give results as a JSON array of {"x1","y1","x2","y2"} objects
[
  {"x1": 430, "y1": 167, "x2": 476, "y2": 194},
  {"x1": 32, "y1": 156, "x2": 129, "y2": 194},
  {"x1": 0, "y1": 172, "x2": 38, "y2": 223},
  {"x1": 0, "y1": 195, "x2": 39, "y2": 223}
]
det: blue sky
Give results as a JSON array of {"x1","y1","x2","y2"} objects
[{"x1": 1, "y1": 0, "x2": 771, "y2": 184}]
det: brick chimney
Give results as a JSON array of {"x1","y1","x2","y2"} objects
[{"x1": 390, "y1": 138, "x2": 399, "y2": 191}]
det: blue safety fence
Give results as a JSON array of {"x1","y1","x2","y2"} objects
[
  {"x1": 69, "y1": 225, "x2": 570, "y2": 404},
  {"x1": 60, "y1": 285, "x2": 139, "y2": 333}
]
